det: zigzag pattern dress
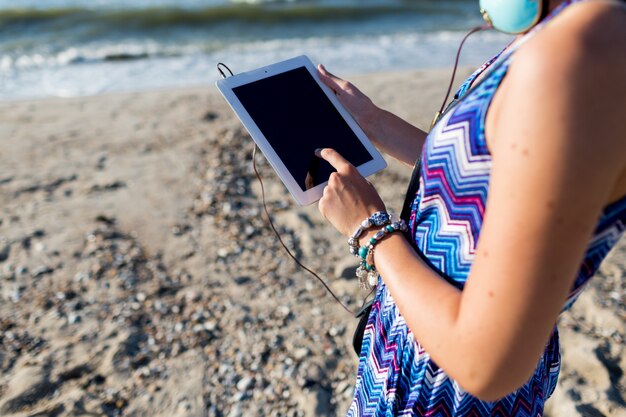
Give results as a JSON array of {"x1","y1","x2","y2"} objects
[{"x1": 347, "y1": 1, "x2": 626, "y2": 416}]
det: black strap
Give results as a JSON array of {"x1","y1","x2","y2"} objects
[
  {"x1": 400, "y1": 160, "x2": 422, "y2": 233},
  {"x1": 352, "y1": 298, "x2": 375, "y2": 355}
]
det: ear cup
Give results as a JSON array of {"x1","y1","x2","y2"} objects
[{"x1": 479, "y1": 0, "x2": 543, "y2": 34}]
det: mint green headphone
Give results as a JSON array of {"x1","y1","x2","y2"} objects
[{"x1": 479, "y1": 0, "x2": 547, "y2": 34}]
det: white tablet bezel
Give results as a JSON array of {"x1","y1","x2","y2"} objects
[{"x1": 215, "y1": 55, "x2": 387, "y2": 206}]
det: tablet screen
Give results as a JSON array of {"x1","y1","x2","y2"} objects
[{"x1": 232, "y1": 67, "x2": 373, "y2": 191}]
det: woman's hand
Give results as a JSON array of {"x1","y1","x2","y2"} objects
[
  {"x1": 317, "y1": 64, "x2": 428, "y2": 167},
  {"x1": 317, "y1": 64, "x2": 378, "y2": 136},
  {"x1": 316, "y1": 148, "x2": 386, "y2": 236}
]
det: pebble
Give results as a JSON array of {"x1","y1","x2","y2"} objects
[
  {"x1": 0, "y1": 243, "x2": 10, "y2": 262},
  {"x1": 234, "y1": 276, "x2": 252, "y2": 285},
  {"x1": 5, "y1": 286, "x2": 21, "y2": 302},
  {"x1": 329, "y1": 325, "x2": 346, "y2": 337},
  {"x1": 73, "y1": 271, "x2": 88, "y2": 282},
  {"x1": 236, "y1": 376, "x2": 254, "y2": 392},
  {"x1": 177, "y1": 399, "x2": 192, "y2": 412},
  {"x1": 204, "y1": 321, "x2": 217, "y2": 332},
  {"x1": 227, "y1": 404, "x2": 243, "y2": 417},
  {"x1": 297, "y1": 363, "x2": 325, "y2": 388},
  {"x1": 32, "y1": 265, "x2": 54, "y2": 278},
  {"x1": 203, "y1": 111, "x2": 219, "y2": 122},
  {"x1": 185, "y1": 290, "x2": 201, "y2": 303},
  {"x1": 293, "y1": 347, "x2": 310, "y2": 361},
  {"x1": 336, "y1": 381, "x2": 353, "y2": 397},
  {"x1": 275, "y1": 305, "x2": 291, "y2": 319},
  {"x1": 21, "y1": 236, "x2": 32, "y2": 250},
  {"x1": 171, "y1": 224, "x2": 190, "y2": 236},
  {"x1": 2, "y1": 267, "x2": 15, "y2": 281},
  {"x1": 67, "y1": 313, "x2": 81, "y2": 324}
]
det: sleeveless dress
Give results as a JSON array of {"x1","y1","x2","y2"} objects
[{"x1": 347, "y1": 1, "x2": 626, "y2": 416}]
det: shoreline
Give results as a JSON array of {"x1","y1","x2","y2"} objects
[
  {"x1": 0, "y1": 65, "x2": 465, "y2": 105},
  {"x1": 1, "y1": 68, "x2": 624, "y2": 417}
]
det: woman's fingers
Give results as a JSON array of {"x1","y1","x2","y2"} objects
[
  {"x1": 316, "y1": 64, "x2": 376, "y2": 139},
  {"x1": 319, "y1": 64, "x2": 338, "y2": 80},
  {"x1": 317, "y1": 64, "x2": 347, "y2": 93},
  {"x1": 315, "y1": 147, "x2": 385, "y2": 236},
  {"x1": 316, "y1": 148, "x2": 355, "y2": 175},
  {"x1": 317, "y1": 65, "x2": 338, "y2": 91}
]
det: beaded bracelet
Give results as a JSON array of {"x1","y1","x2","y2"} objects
[
  {"x1": 355, "y1": 220, "x2": 408, "y2": 289},
  {"x1": 348, "y1": 211, "x2": 391, "y2": 256}
]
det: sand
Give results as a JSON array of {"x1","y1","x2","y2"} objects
[{"x1": 0, "y1": 68, "x2": 624, "y2": 417}]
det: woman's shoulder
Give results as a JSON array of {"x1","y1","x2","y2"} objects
[
  {"x1": 499, "y1": 0, "x2": 626, "y2": 151},
  {"x1": 486, "y1": 1, "x2": 626, "y2": 202},
  {"x1": 560, "y1": 0, "x2": 626, "y2": 29},
  {"x1": 517, "y1": 0, "x2": 626, "y2": 70}
]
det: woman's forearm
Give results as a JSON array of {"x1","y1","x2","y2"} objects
[
  {"x1": 363, "y1": 106, "x2": 428, "y2": 167},
  {"x1": 369, "y1": 231, "x2": 519, "y2": 400}
]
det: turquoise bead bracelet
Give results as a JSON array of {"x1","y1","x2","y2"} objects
[
  {"x1": 348, "y1": 211, "x2": 392, "y2": 256},
  {"x1": 357, "y1": 220, "x2": 409, "y2": 259},
  {"x1": 355, "y1": 220, "x2": 408, "y2": 289}
]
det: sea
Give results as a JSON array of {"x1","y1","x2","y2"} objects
[{"x1": 0, "y1": 0, "x2": 513, "y2": 101}]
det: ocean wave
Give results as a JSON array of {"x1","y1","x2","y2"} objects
[
  {"x1": 0, "y1": 42, "x2": 210, "y2": 71},
  {"x1": 0, "y1": 29, "x2": 511, "y2": 100},
  {"x1": 0, "y1": 29, "x2": 510, "y2": 73},
  {"x1": 0, "y1": 3, "x2": 471, "y2": 29}
]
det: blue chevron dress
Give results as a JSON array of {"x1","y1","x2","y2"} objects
[{"x1": 347, "y1": 2, "x2": 626, "y2": 416}]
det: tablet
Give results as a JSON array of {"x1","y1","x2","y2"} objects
[{"x1": 215, "y1": 55, "x2": 387, "y2": 206}]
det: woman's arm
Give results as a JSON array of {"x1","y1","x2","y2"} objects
[
  {"x1": 317, "y1": 1, "x2": 626, "y2": 401},
  {"x1": 317, "y1": 65, "x2": 427, "y2": 167}
]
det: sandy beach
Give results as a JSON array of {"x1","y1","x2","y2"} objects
[{"x1": 0, "y1": 68, "x2": 624, "y2": 417}]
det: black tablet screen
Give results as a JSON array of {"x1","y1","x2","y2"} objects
[{"x1": 232, "y1": 67, "x2": 373, "y2": 191}]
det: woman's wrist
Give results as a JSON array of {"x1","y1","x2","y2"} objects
[
  {"x1": 359, "y1": 225, "x2": 405, "y2": 254},
  {"x1": 350, "y1": 216, "x2": 408, "y2": 289},
  {"x1": 357, "y1": 102, "x2": 383, "y2": 143}
]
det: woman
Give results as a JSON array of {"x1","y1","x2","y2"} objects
[{"x1": 315, "y1": 0, "x2": 626, "y2": 415}]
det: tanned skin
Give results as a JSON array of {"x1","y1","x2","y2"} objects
[{"x1": 315, "y1": 0, "x2": 626, "y2": 401}]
